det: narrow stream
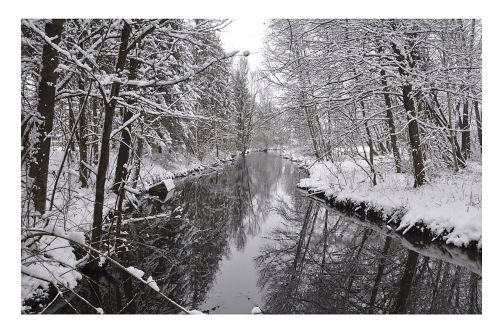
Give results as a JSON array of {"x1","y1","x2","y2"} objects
[{"x1": 50, "y1": 152, "x2": 481, "y2": 314}]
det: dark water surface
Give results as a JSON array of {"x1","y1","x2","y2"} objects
[{"x1": 51, "y1": 152, "x2": 481, "y2": 314}]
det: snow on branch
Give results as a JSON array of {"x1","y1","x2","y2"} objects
[
  {"x1": 109, "y1": 50, "x2": 239, "y2": 88},
  {"x1": 110, "y1": 112, "x2": 141, "y2": 139},
  {"x1": 118, "y1": 92, "x2": 213, "y2": 121},
  {"x1": 22, "y1": 20, "x2": 93, "y2": 72}
]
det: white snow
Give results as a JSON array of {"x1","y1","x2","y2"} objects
[
  {"x1": 21, "y1": 226, "x2": 83, "y2": 301},
  {"x1": 126, "y1": 266, "x2": 145, "y2": 279},
  {"x1": 251, "y1": 306, "x2": 262, "y2": 314},
  {"x1": 67, "y1": 231, "x2": 86, "y2": 246},
  {"x1": 146, "y1": 275, "x2": 160, "y2": 292},
  {"x1": 163, "y1": 178, "x2": 175, "y2": 191},
  {"x1": 98, "y1": 255, "x2": 106, "y2": 267},
  {"x1": 293, "y1": 153, "x2": 481, "y2": 249},
  {"x1": 187, "y1": 310, "x2": 204, "y2": 314}
]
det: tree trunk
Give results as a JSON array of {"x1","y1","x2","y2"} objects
[
  {"x1": 429, "y1": 94, "x2": 466, "y2": 168},
  {"x1": 474, "y1": 100, "x2": 482, "y2": 150},
  {"x1": 28, "y1": 19, "x2": 64, "y2": 215},
  {"x1": 112, "y1": 104, "x2": 132, "y2": 194},
  {"x1": 391, "y1": 34, "x2": 426, "y2": 186},
  {"x1": 78, "y1": 78, "x2": 88, "y2": 187},
  {"x1": 461, "y1": 99, "x2": 471, "y2": 159},
  {"x1": 430, "y1": 260, "x2": 443, "y2": 312},
  {"x1": 403, "y1": 86, "x2": 426, "y2": 187},
  {"x1": 68, "y1": 98, "x2": 76, "y2": 152},
  {"x1": 89, "y1": 22, "x2": 131, "y2": 272},
  {"x1": 303, "y1": 100, "x2": 321, "y2": 158},
  {"x1": 360, "y1": 101, "x2": 376, "y2": 185},
  {"x1": 91, "y1": 98, "x2": 99, "y2": 164},
  {"x1": 440, "y1": 21, "x2": 460, "y2": 172},
  {"x1": 112, "y1": 57, "x2": 138, "y2": 193},
  {"x1": 380, "y1": 67, "x2": 402, "y2": 173},
  {"x1": 368, "y1": 236, "x2": 392, "y2": 312},
  {"x1": 391, "y1": 250, "x2": 419, "y2": 313},
  {"x1": 468, "y1": 273, "x2": 479, "y2": 313},
  {"x1": 131, "y1": 125, "x2": 144, "y2": 189}
]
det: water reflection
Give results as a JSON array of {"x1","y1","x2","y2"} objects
[
  {"x1": 255, "y1": 197, "x2": 481, "y2": 314},
  {"x1": 50, "y1": 153, "x2": 481, "y2": 314}
]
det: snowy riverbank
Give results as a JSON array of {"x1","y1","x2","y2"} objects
[
  {"x1": 21, "y1": 148, "x2": 239, "y2": 310},
  {"x1": 283, "y1": 150, "x2": 482, "y2": 250}
]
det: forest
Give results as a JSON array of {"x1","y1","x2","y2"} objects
[{"x1": 21, "y1": 19, "x2": 481, "y2": 315}]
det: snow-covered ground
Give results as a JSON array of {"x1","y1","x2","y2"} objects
[
  {"x1": 22, "y1": 148, "x2": 117, "y2": 308},
  {"x1": 287, "y1": 149, "x2": 482, "y2": 250},
  {"x1": 136, "y1": 150, "x2": 235, "y2": 185},
  {"x1": 21, "y1": 147, "x2": 238, "y2": 310}
]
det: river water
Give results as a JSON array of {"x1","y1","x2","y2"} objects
[{"x1": 51, "y1": 152, "x2": 481, "y2": 314}]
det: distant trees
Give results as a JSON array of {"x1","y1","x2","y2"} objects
[
  {"x1": 191, "y1": 19, "x2": 234, "y2": 159},
  {"x1": 251, "y1": 82, "x2": 283, "y2": 149},
  {"x1": 263, "y1": 19, "x2": 481, "y2": 187},
  {"x1": 232, "y1": 56, "x2": 255, "y2": 154}
]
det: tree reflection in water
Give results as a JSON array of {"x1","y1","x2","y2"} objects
[
  {"x1": 51, "y1": 153, "x2": 291, "y2": 313},
  {"x1": 50, "y1": 153, "x2": 481, "y2": 314},
  {"x1": 255, "y1": 194, "x2": 482, "y2": 314}
]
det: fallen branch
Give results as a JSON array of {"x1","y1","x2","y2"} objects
[{"x1": 122, "y1": 213, "x2": 171, "y2": 224}]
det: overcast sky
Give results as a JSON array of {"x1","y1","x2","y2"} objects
[{"x1": 219, "y1": 18, "x2": 267, "y2": 70}]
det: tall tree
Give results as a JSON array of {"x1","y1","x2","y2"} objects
[
  {"x1": 89, "y1": 21, "x2": 131, "y2": 271},
  {"x1": 390, "y1": 22, "x2": 426, "y2": 187},
  {"x1": 112, "y1": 57, "x2": 139, "y2": 194},
  {"x1": 28, "y1": 19, "x2": 65, "y2": 214}
]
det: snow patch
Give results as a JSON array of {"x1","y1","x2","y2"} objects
[
  {"x1": 294, "y1": 155, "x2": 482, "y2": 249},
  {"x1": 187, "y1": 309, "x2": 204, "y2": 314},
  {"x1": 163, "y1": 178, "x2": 175, "y2": 191},
  {"x1": 146, "y1": 275, "x2": 160, "y2": 292},
  {"x1": 251, "y1": 306, "x2": 262, "y2": 314},
  {"x1": 126, "y1": 266, "x2": 145, "y2": 279}
]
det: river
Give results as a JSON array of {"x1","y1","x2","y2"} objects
[{"x1": 50, "y1": 152, "x2": 481, "y2": 314}]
